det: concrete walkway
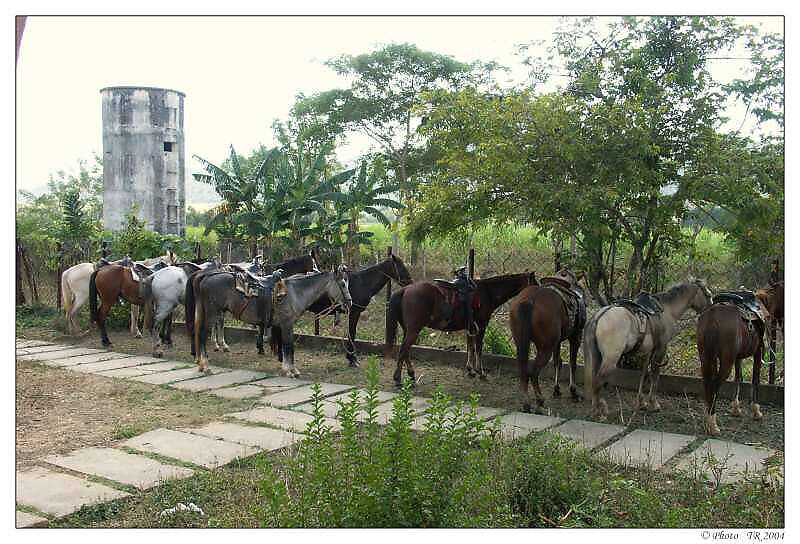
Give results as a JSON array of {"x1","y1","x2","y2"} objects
[{"x1": 14, "y1": 338, "x2": 780, "y2": 527}]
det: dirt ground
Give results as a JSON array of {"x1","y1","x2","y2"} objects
[
  {"x1": 17, "y1": 323, "x2": 784, "y2": 452},
  {"x1": 15, "y1": 358, "x2": 251, "y2": 470}
]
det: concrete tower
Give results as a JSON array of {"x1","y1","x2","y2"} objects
[{"x1": 100, "y1": 86, "x2": 186, "y2": 236}]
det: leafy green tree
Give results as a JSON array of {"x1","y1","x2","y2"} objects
[{"x1": 300, "y1": 43, "x2": 495, "y2": 254}]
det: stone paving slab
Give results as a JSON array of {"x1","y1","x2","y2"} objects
[
  {"x1": 42, "y1": 351, "x2": 134, "y2": 368},
  {"x1": 227, "y1": 405, "x2": 342, "y2": 433},
  {"x1": 674, "y1": 439, "x2": 776, "y2": 484},
  {"x1": 323, "y1": 388, "x2": 399, "y2": 405},
  {"x1": 95, "y1": 360, "x2": 191, "y2": 379},
  {"x1": 495, "y1": 412, "x2": 566, "y2": 439},
  {"x1": 250, "y1": 376, "x2": 311, "y2": 392},
  {"x1": 18, "y1": 348, "x2": 102, "y2": 361},
  {"x1": 186, "y1": 421, "x2": 304, "y2": 451},
  {"x1": 548, "y1": 419, "x2": 625, "y2": 449},
  {"x1": 44, "y1": 447, "x2": 194, "y2": 490},
  {"x1": 16, "y1": 466, "x2": 130, "y2": 517},
  {"x1": 123, "y1": 428, "x2": 258, "y2": 469},
  {"x1": 258, "y1": 383, "x2": 355, "y2": 407},
  {"x1": 171, "y1": 369, "x2": 268, "y2": 392},
  {"x1": 16, "y1": 510, "x2": 49, "y2": 528},
  {"x1": 129, "y1": 365, "x2": 228, "y2": 385},
  {"x1": 70, "y1": 355, "x2": 162, "y2": 374},
  {"x1": 208, "y1": 384, "x2": 267, "y2": 400},
  {"x1": 601, "y1": 429, "x2": 694, "y2": 470},
  {"x1": 16, "y1": 344, "x2": 74, "y2": 355},
  {"x1": 16, "y1": 339, "x2": 53, "y2": 348}
]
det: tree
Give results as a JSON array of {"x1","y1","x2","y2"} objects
[
  {"x1": 301, "y1": 43, "x2": 495, "y2": 256},
  {"x1": 415, "y1": 17, "x2": 780, "y2": 301}
]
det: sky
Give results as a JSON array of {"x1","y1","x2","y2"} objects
[{"x1": 15, "y1": 15, "x2": 783, "y2": 202}]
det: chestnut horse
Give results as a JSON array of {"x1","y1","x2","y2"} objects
[
  {"x1": 509, "y1": 269, "x2": 586, "y2": 413},
  {"x1": 89, "y1": 264, "x2": 151, "y2": 346},
  {"x1": 385, "y1": 272, "x2": 537, "y2": 386},
  {"x1": 756, "y1": 281, "x2": 784, "y2": 382},
  {"x1": 698, "y1": 288, "x2": 779, "y2": 436}
]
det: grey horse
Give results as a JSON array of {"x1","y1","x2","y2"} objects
[
  {"x1": 583, "y1": 277, "x2": 713, "y2": 418},
  {"x1": 270, "y1": 266, "x2": 353, "y2": 378}
]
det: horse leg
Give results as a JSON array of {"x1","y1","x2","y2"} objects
[
  {"x1": 257, "y1": 324, "x2": 265, "y2": 355},
  {"x1": 530, "y1": 346, "x2": 552, "y2": 413},
  {"x1": 475, "y1": 326, "x2": 488, "y2": 379},
  {"x1": 567, "y1": 336, "x2": 581, "y2": 401},
  {"x1": 196, "y1": 299, "x2": 210, "y2": 372},
  {"x1": 465, "y1": 334, "x2": 476, "y2": 378},
  {"x1": 131, "y1": 304, "x2": 142, "y2": 338},
  {"x1": 97, "y1": 299, "x2": 114, "y2": 347},
  {"x1": 646, "y1": 350, "x2": 665, "y2": 412},
  {"x1": 345, "y1": 310, "x2": 361, "y2": 367},
  {"x1": 701, "y1": 350, "x2": 721, "y2": 436},
  {"x1": 634, "y1": 357, "x2": 650, "y2": 411},
  {"x1": 594, "y1": 346, "x2": 625, "y2": 420},
  {"x1": 751, "y1": 342, "x2": 764, "y2": 421},
  {"x1": 217, "y1": 315, "x2": 230, "y2": 352},
  {"x1": 395, "y1": 324, "x2": 419, "y2": 387},
  {"x1": 552, "y1": 342, "x2": 562, "y2": 398},
  {"x1": 281, "y1": 329, "x2": 300, "y2": 378},
  {"x1": 730, "y1": 358, "x2": 743, "y2": 417}
]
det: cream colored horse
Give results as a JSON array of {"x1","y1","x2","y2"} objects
[{"x1": 583, "y1": 278, "x2": 713, "y2": 419}]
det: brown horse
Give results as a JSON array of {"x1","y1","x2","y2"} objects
[
  {"x1": 756, "y1": 281, "x2": 784, "y2": 381},
  {"x1": 385, "y1": 272, "x2": 538, "y2": 385},
  {"x1": 89, "y1": 264, "x2": 150, "y2": 346},
  {"x1": 509, "y1": 269, "x2": 586, "y2": 413},
  {"x1": 697, "y1": 295, "x2": 770, "y2": 436}
]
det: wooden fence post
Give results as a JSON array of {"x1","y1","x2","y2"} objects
[
  {"x1": 468, "y1": 247, "x2": 475, "y2": 280},
  {"x1": 195, "y1": 241, "x2": 202, "y2": 262},
  {"x1": 385, "y1": 246, "x2": 393, "y2": 342},
  {"x1": 768, "y1": 258, "x2": 780, "y2": 384}
]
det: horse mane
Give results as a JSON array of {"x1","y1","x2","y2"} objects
[
  {"x1": 284, "y1": 270, "x2": 326, "y2": 282},
  {"x1": 655, "y1": 280, "x2": 700, "y2": 305},
  {"x1": 476, "y1": 272, "x2": 530, "y2": 285}
]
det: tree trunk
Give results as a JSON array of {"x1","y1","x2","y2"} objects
[
  {"x1": 552, "y1": 234, "x2": 562, "y2": 272},
  {"x1": 16, "y1": 238, "x2": 26, "y2": 306},
  {"x1": 624, "y1": 242, "x2": 644, "y2": 298}
]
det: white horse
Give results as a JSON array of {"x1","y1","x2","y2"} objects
[
  {"x1": 60, "y1": 252, "x2": 177, "y2": 336},
  {"x1": 583, "y1": 277, "x2": 712, "y2": 419},
  {"x1": 141, "y1": 261, "x2": 215, "y2": 357}
]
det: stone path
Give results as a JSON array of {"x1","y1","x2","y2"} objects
[{"x1": 15, "y1": 338, "x2": 781, "y2": 527}]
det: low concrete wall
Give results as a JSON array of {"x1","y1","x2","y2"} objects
[{"x1": 206, "y1": 324, "x2": 785, "y2": 406}]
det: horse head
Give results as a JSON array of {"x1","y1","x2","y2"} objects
[
  {"x1": 332, "y1": 264, "x2": 352, "y2": 311},
  {"x1": 389, "y1": 254, "x2": 413, "y2": 286},
  {"x1": 687, "y1": 276, "x2": 713, "y2": 313}
]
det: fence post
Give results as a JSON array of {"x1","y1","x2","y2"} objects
[
  {"x1": 195, "y1": 241, "x2": 201, "y2": 262},
  {"x1": 101, "y1": 240, "x2": 110, "y2": 259},
  {"x1": 384, "y1": 246, "x2": 393, "y2": 342},
  {"x1": 768, "y1": 259, "x2": 780, "y2": 384},
  {"x1": 468, "y1": 247, "x2": 475, "y2": 280},
  {"x1": 55, "y1": 242, "x2": 63, "y2": 310}
]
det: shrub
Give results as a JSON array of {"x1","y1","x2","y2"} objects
[{"x1": 482, "y1": 320, "x2": 515, "y2": 356}]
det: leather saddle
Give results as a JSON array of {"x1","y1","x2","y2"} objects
[
  {"x1": 234, "y1": 268, "x2": 283, "y2": 299},
  {"x1": 540, "y1": 277, "x2": 586, "y2": 330},
  {"x1": 432, "y1": 278, "x2": 478, "y2": 326},
  {"x1": 616, "y1": 292, "x2": 662, "y2": 316},
  {"x1": 713, "y1": 290, "x2": 767, "y2": 323}
]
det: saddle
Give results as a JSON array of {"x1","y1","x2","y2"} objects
[
  {"x1": 540, "y1": 276, "x2": 586, "y2": 331},
  {"x1": 615, "y1": 292, "x2": 662, "y2": 316},
  {"x1": 95, "y1": 256, "x2": 131, "y2": 270},
  {"x1": 234, "y1": 268, "x2": 283, "y2": 300},
  {"x1": 432, "y1": 278, "x2": 479, "y2": 327},
  {"x1": 131, "y1": 260, "x2": 168, "y2": 281},
  {"x1": 713, "y1": 290, "x2": 767, "y2": 324},
  {"x1": 613, "y1": 292, "x2": 664, "y2": 365}
]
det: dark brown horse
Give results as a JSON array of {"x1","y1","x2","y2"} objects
[
  {"x1": 385, "y1": 272, "x2": 537, "y2": 385},
  {"x1": 89, "y1": 264, "x2": 151, "y2": 346},
  {"x1": 756, "y1": 281, "x2": 784, "y2": 381},
  {"x1": 509, "y1": 269, "x2": 586, "y2": 413},
  {"x1": 697, "y1": 295, "x2": 770, "y2": 436}
]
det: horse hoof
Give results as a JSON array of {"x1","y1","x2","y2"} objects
[
  {"x1": 552, "y1": 387, "x2": 562, "y2": 398},
  {"x1": 570, "y1": 393, "x2": 582, "y2": 403},
  {"x1": 479, "y1": 373, "x2": 489, "y2": 381},
  {"x1": 648, "y1": 402, "x2": 662, "y2": 412},
  {"x1": 135, "y1": 333, "x2": 142, "y2": 339},
  {"x1": 222, "y1": 346, "x2": 230, "y2": 353},
  {"x1": 213, "y1": 346, "x2": 220, "y2": 352},
  {"x1": 348, "y1": 360, "x2": 360, "y2": 368},
  {"x1": 522, "y1": 403, "x2": 532, "y2": 413},
  {"x1": 752, "y1": 404, "x2": 763, "y2": 420}
]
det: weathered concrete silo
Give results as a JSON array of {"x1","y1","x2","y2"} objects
[{"x1": 100, "y1": 86, "x2": 186, "y2": 236}]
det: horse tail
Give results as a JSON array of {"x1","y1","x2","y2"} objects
[
  {"x1": 582, "y1": 310, "x2": 605, "y2": 396},
  {"x1": 61, "y1": 270, "x2": 74, "y2": 319},
  {"x1": 697, "y1": 311, "x2": 721, "y2": 379},
  {"x1": 89, "y1": 270, "x2": 99, "y2": 324},
  {"x1": 140, "y1": 275, "x2": 155, "y2": 331},
  {"x1": 512, "y1": 300, "x2": 533, "y2": 367},
  {"x1": 185, "y1": 273, "x2": 197, "y2": 340},
  {"x1": 269, "y1": 325, "x2": 282, "y2": 355},
  {"x1": 384, "y1": 288, "x2": 404, "y2": 360}
]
